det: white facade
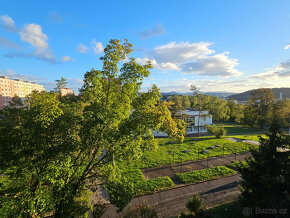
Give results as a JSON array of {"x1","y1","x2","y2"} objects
[{"x1": 152, "y1": 110, "x2": 213, "y2": 136}]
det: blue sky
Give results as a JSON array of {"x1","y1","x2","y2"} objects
[{"x1": 0, "y1": 0, "x2": 290, "y2": 93}]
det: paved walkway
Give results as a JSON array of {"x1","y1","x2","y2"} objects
[{"x1": 100, "y1": 174, "x2": 241, "y2": 218}]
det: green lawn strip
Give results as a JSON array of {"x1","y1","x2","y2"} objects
[
  {"x1": 133, "y1": 176, "x2": 174, "y2": 196},
  {"x1": 227, "y1": 161, "x2": 249, "y2": 170},
  {"x1": 176, "y1": 166, "x2": 236, "y2": 184},
  {"x1": 205, "y1": 201, "x2": 248, "y2": 218},
  {"x1": 118, "y1": 165, "x2": 175, "y2": 196},
  {"x1": 218, "y1": 122, "x2": 263, "y2": 134}
]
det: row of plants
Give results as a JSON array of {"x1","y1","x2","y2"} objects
[
  {"x1": 118, "y1": 165, "x2": 175, "y2": 196},
  {"x1": 227, "y1": 161, "x2": 249, "y2": 170},
  {"x1": 176, "y1": 166, "x2": 236, "y2": 184}
]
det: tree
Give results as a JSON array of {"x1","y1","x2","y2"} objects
[
  {"x1": 243, "y1": 99, "x2": 257, "y2": 127},
  {"x1": 206, "y1": 124, "x2": 227, "y2": 139},
  {"x1": 190, "y1": 85, "x2": 203, "y2": 137},
  {"x1": 238, "y1": 119, "x2": 290, "y2": 214},
  {"x1": 0, "y1": 39, "x2": 185, "y2": 217},
  {"x1": 55, "y1": 77, "x2": 67, "y2": 89},
  {"x1": 250, "y1": 88, "x2": 274, "y2": 128}
]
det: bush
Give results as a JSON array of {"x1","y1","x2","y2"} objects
[
  {"x1": 206, "y1": 124, "x2": 227, "y2": 139},
  {"x1": 178, "y1": 193, "x2": 205, "y2": 217},
  {"x1": 227, "y1": 161, "x2": 248, "y2": 170},
  {"x1": 177, "y1": 166, "x2": 235, "y2": 184},
  {"x1": 123, "y1": 204, "x2": 158, "y2": 218}
]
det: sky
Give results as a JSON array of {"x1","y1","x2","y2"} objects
[{"x1": 0, "y1": 0, "x2": 290, "y2": 93}]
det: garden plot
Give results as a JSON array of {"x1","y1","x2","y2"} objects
[
  {"x1": 113, "y1": 135, "x2": 260, "y2": 197},
  {"x1": 142, "y1": 152, "x2": 250, "y2": 180}
]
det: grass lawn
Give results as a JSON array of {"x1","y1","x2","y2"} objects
[
  {"x1": 220, "y1": 122, "x2": 264, "y2": 134},
  {"x1": 176, "y1": 166, "x2": 235, "y2": 184},
  {"x1": 205, "y1": 201, "x2": 249, "y2": 218}
]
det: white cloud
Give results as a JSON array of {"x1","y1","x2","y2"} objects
[
  {"x1": 1, "y1": 15, "x2": 17, "y2": 32},
  {"x1": 76, "y1": 43, "x2": 89, "y2": 53},
  {"x1": 139, "y1": 23, "x2": 166, "y2": 39},
  {"x1": 248, "y1": 59, "x2": 290, "y2": 80},
  {"x1": 91, "y1": 40, "x2": 104, "y2": 54},
  {"x1": 284, "y1": 44, "x2": 290, "y2": 50},
  {"x1": 1, "y1": 15, "x2": 55, "y2": 62},
  {"x1": 153, "y1": 42, "x2": 215, "y2": 63},
  {"x1": 139, "y1": 41, "x2": 241, "y2": 77},
  {"x1": 62, "y1": 56, "x2": 75, "y2": 62},
  {"x1": 181, "y1": 53, "x2": 241, "y2": 76}
]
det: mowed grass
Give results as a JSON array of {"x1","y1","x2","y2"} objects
[
  {"x1": 222, "y1": 123, "x2": 263, "y2": 134},
  {"x1": 176, "y1": 166, "x2": 235, "y2": 184}
]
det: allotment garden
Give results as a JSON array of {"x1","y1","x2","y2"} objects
[{"x1": 112, "y1": 133, "x2": 264, "y2": 197}]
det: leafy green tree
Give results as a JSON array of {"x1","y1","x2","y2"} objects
[
  {"x1": 206, "y1": 124, "x2": 227, "y2": 139},
  {"x1": 243, "y1": 99, "x2": 257, "y2": 127},
  {"x1": 0, "y1": 39, "x2": 185, "y2": 217},
  {"x1": 250, "y1": 88, "x2": 274, "y2": 128},
  {"x1": 55, "y1": 77, "x2": 68, "y2": 89},
  {"x1": 238, "y1": 119, "x2": 290, "y2": 213}
]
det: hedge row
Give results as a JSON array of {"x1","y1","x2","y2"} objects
[{"x1": 176, "y1": 166, "x2": 235, "y2": 184}]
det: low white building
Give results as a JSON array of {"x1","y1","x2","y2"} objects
[{"x1": 152, "y1": 109, "x2": 213, "y2": 136}]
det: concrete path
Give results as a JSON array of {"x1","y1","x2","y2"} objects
[{"x1": 100, "y1": 174, "x2": 241, "y2": 218}]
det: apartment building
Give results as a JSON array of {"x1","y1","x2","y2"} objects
[{"x1": 0, "y1": 76, "x2": 45, "y2": 109}]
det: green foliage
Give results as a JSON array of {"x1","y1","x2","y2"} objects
[
  {"x1": 123, "y1": 204, "x2": 158, "y2": 218},
  {"x1": 55, "y1": 77, "x2": 68, "y2": 89},
  {"x1": 116, "y1": 165, "x2": 175, "y2": 196},
  {"x1": 238, "y1": 120, "x2": 290, "y2": 211},
  {"x1": 186, "y1": 194, "x2": 205, "y2": 216},
  {"x1": 246, "y1": 88, "x2": 275, "y2": 128},
  {"x1": 177, "y1": 166, "x2": 235, "y2": 184},
  {"x1": 105, "y1": 178, "x2": 134, "y2": 213},
  {"x1": 227, "y1": 161, "x2": 248, "y2": 170},
  {"x1": 206, "y1": 124, "x2": 227, "y2": 138},
  {"x1": 0, "y1": 39, "x2": 185, "y2": 217}
]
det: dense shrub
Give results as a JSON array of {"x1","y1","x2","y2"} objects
[
  {"x1": 206, "y1": 124, "x2": 227, "y2": 138},
  {"x1": 227, "y1": 161, "x2": 248, "y2": 170}
]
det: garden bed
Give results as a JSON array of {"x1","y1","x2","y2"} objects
[{"x1": 176, "y1": 166, "x2": 236, "y2": 184}]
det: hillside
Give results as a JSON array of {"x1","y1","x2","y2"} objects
[{"x1": 228, "y1": 88, "x2": 290, "y2": 101}]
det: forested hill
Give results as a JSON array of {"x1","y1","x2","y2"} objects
[{"x1": 228, "y1": 88, "x2": 290, "y2": 101}]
